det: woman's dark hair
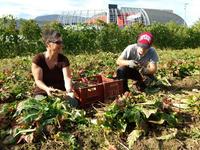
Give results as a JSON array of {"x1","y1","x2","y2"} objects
[{"x1": 42, "y1": 29, "x2": 61, "y2": 46}]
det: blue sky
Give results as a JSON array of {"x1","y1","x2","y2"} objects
[{"x1": 0, "y1": 0, "x2": 198, "y2": 26}]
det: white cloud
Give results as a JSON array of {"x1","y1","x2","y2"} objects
[{"x1": 81, "y1": 0, "x2": 107, "y2": 10}]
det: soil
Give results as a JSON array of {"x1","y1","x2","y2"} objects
[
  {"x1": 2, "y1": 75, "x2": 200, "y2": 150},
  {"x1": 129, "y1": 75, "x2": 200, "y2": 150},
  {"x1": 131, "y1": 138, "x2": 200, "y2": 150}
]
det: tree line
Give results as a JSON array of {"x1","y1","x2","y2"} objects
[{"x1": 1, "y1": 15, "x2": 200, "y2": 58}]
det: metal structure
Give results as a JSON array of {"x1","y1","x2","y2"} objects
[{"x1": 57, "y1": 5, "x2": 186, "y2": 27}]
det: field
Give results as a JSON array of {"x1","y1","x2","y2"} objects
[{"x1": 0, "y1": 48, "x2": 200, "y2": 150}]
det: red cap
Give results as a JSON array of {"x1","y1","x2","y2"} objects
[{"x1": 137, "y1": 32, "x2": 153, "y2": 49}]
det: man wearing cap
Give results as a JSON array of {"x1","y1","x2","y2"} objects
[{"x1": 116, "y1": 32, "x2": 159, "y2": 93}]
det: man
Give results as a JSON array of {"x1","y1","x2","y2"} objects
[{"x1": 116, "y1": 32, "x2": 159, "y2": 93}]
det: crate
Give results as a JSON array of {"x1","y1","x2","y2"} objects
[
  {"x1": 101, "y1": 76, "x2": 123, "y2": 100},
  {"x1": 73, "y1": 75, "x2": 123, "y2": 105},
  {"x1": 73, "y1": 75, "x2": 104, "y2": 105}
]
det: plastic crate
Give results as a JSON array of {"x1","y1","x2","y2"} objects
[
  {"x1": 73, "y1": 75, "x2": 104, "y2": 105},
  {"x1": 73, "y1": 75, "x2": 123, "y2": 105},
  {"x1": 101, "y1": 76, "x2": 123, "y2": 100}
]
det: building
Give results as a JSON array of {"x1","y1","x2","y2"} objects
[{"x1": 59, "y1": 4, "x2": 186, "y2": 27}]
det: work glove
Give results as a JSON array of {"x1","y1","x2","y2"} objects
[
  {"x1": 128, "y1": 60, "x2": 140, "y2": 69},
  {"x1": 139, "y1": 67, "x2": 148, "y2": 75},
  {"x1": 66, "y1": 92, "x2": 75, "y2": 98},
  {"x1": 143, "y1": 76, "x2": 156, "y2": 86}
]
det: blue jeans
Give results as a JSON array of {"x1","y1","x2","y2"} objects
[{"x1": 116, "y1": 66, "x2": 146, "y2": 92}]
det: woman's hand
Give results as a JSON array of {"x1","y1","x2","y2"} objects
[{"x1": 46, "y1": 87, "x2": 57, "y2": 96}]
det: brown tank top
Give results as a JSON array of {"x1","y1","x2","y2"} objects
[{"x1": 32, "y1": 53, "x2": 70, "y2": 96}]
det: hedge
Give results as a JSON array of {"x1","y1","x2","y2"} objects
[{"x1": 1, "y1": 15, "x2": 200, "y2": 58}]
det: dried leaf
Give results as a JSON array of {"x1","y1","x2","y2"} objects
[
  {"x1": 156, "y1": 128, "x2": 177, "y2": 140},
  {"x1": 142, "y1": 107, "x2": 158, "y2": 118},
  {"x1": 127, "y1": 129, "x2": 143, "y2": 149},
  {"x1": 148, "y1": 119, "x2": 165, "y2": 124}
]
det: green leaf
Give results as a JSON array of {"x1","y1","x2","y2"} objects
[
  {"x1": 14, "y1": 98, "x2": 46, "y2": 117},
  {"x1": 41, "y1": 118, "x2": 56, "y2": 127},
  {"x1": 161, "y1": 113, "x2": 177, "y2": 127},
  {"x1": 122, "y1": 106, "x2": 146, "y2": 129},
  {"x1": 17, "y1": 113, "x2": 41, "y2": 124}
]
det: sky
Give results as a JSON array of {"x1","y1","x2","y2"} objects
[{"x1": 0, "y1": 0, "x2": 199, "y2": 26}]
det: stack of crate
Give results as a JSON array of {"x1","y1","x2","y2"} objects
[{"x1": 73, "y1": 75, "x2": 123, "y2": 106}]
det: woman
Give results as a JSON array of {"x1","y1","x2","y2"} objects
[{"x1": 31, "y1": 29, "x2": 78, "y2": 106}]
